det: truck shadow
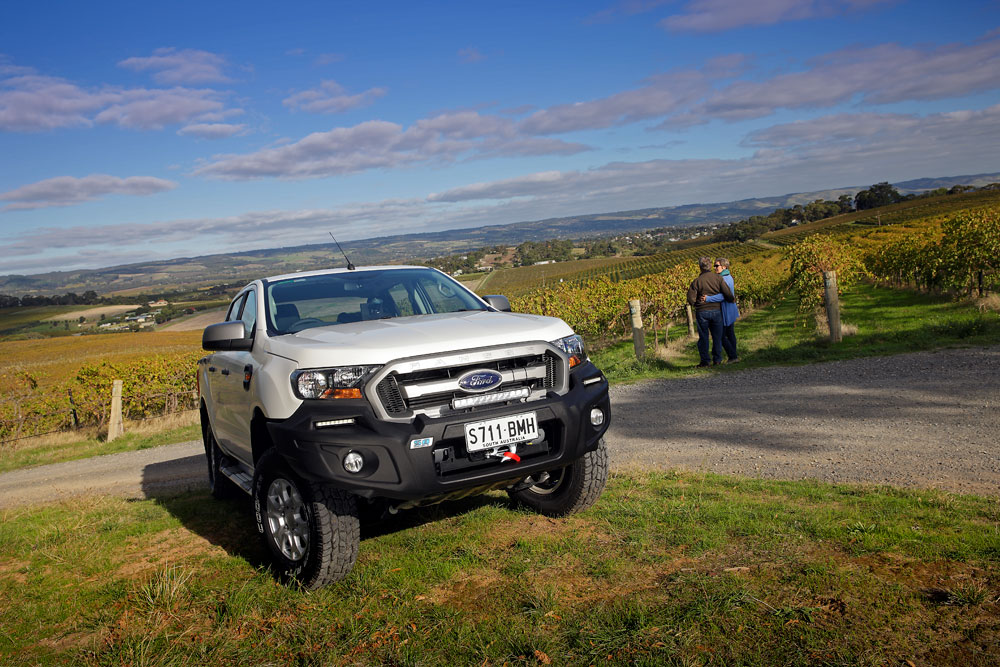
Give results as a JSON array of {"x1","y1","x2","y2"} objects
[{"x1": 140, "y1": 457, "x2": 511, "y2": 571}]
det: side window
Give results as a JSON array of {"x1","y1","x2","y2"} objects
[
  {"x1": 239, "y1": 290, "x2": 257, "y2": 338},
  {"x1": 226, "y1": 293, "x2": 246, "y2": 322}
]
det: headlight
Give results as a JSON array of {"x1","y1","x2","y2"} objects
[
  {"x1": 291, "y1": 365, "x2": 381, "y2": 400},
  {"x1": 551, "y1": 334, "x2": 586, "y2": 368}
]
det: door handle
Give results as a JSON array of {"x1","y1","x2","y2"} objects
[
  {"x1": 208, "y1": 366, "x2": 217, "y2": 373},
  {"x1": 221, "y1": 368, "x2": 230, "y2": 376}
]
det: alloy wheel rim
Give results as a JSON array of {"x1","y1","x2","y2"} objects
[
  {"x1": 266, "y1": 478, "x2": 310, "y2": 561},
  {"x1": 528, "y1": 469, "x2": 566, "y2": 496}
]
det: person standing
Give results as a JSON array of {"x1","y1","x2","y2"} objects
[
  {"x1": 703, "y1": 257, "x2": 740, "y2": 363},
  {"x1": 686, "y1": 257, "x2": 734, "y2": 367}
]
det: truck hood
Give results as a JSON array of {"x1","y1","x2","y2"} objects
[{"x1": 263, "y1": 310, "x2": 574, "y2": 368}]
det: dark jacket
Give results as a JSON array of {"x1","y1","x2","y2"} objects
[{"x1": 687, "y1": 270, "x2": 734, "y2": 312}]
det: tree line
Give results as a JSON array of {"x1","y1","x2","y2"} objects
[{"x1": 712, "y1": 182, "x2": 1000, "y2": 244}]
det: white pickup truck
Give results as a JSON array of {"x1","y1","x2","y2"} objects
[{"x1": 198, "y1": 265, "x2": 610, "y2": 588}]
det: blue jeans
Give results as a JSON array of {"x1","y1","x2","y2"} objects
[
  {"x1": 696, "y1": 309, "x2": 724, "y2": 364},
  {"x1": 722, "y1": 324, "x2": 738, "y2": 361}
]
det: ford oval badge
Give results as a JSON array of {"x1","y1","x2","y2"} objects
[{"x1": 457, "y1": 369, "x2": 503, "y2": 393}]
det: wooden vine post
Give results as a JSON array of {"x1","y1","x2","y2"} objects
[
  {"x1": 628, "y1": 299, "x2": 645, "y2": 361},
  {"x1": 823, "y1": 271, "x2": 842, "y2": 343},
  {"x1": 107, "y1": 379, "x2": 125, "y2": 442},
  {"x1": 685, "y1": 305, "x2": 696, "y2": 338}
]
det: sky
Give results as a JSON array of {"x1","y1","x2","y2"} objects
[{"x1": 1, "y1": 0, "x2": 999, "y2": 276}]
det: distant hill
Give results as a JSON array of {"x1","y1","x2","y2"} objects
[{"x1": 3, "y1": 171, "x2": 998, "y2": 296}]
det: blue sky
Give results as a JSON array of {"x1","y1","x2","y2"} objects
[{"x1": 1, "y1": 0, "x2": 999, "y2": 275}]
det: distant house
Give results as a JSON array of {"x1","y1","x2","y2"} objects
[{"x1": 148, "y1": 299, "x2": 168, "y2": 307}]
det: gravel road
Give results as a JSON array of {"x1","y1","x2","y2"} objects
[{"x1": 1, "y1": 346, "x2": 997, "y2": 509}]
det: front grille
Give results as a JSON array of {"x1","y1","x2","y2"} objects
[
  {"x1": 367, "y1": 343, "x2": 568, "y2": 423},
  {"x1": 376, "y1": 375, "x2": 405, "y2": 414}
]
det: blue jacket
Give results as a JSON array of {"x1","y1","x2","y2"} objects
[{"x1": 706, "y1": 271, "x2": 740, "y2": 326}]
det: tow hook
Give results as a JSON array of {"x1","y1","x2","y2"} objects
[{"x1": 486, "y1": 443, "x2": 520, "y2": 463}]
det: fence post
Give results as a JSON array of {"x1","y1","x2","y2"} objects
[
  {"x1": 107, "y1": 380, "x2": 125, "y2": 441},
  {"x1": 823, "y1": 271, "x2": 842, "y2": 343},
  {"x1": 652, "y1": 314, "x2": 659, "y2": 353},
  {"x1": 628, "y1": 299, "x2": 645, "y2": 361},
  {"x1": 68, "y1": 389, "x2": 80, "y2": 429},
  {"x1": 685, "y1": 305, "x2": 696, "y2": 338}
]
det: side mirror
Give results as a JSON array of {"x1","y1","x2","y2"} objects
[
  {"x1": 202, "y1": 321, "x2": 253, "y2": 351},
  {"x1": 484, "y1": 295, "x2": 511, "y2": 312}
]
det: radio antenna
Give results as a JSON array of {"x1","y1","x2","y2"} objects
[{"x1": 329, "y1": 232, "x2": 356, "y2": 270}]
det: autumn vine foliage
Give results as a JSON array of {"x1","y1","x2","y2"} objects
[
  {"x1": 784, "y1": 236, "x2": 864, "y2": 314},
  {"x1": 511, "y1": 254, "x2": 789, "y2": 345},
  {"x1": 864, "y1": 207, "x2": 1000, "y2": 295},
  {"x1": 0, "y1": 352, "x2": 200, "y2": 443}
]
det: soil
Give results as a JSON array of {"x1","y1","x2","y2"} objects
[{"x1": 0, "y1": 345, "x2": 997, "y2": 509}]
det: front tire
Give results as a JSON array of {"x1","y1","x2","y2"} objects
[
  {"x1": 253, "y1": 449, "x2": 360, "y2": 589},
  {"x1": 509, "y1": 438, "x2": 609, "y2": 516}
]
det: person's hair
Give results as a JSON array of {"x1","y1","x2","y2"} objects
[
  {"x1": 715, "y1": 257, "x2": 730, "y2": 268},
  {"x1": 699, "y1": 257, "x2": 713, "y2": 272}
]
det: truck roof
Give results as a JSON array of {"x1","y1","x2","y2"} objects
[{"x1": 262, "y1": 265, "x2": 435, "y2": 284}]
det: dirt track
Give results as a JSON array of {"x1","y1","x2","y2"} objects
[{"x1": 0, "y1": 345, "x2": 997, "y2": 509}]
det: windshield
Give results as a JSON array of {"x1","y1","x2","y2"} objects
[{"x1": 265, "y1": 268, "x2": 488, "y2": 334}]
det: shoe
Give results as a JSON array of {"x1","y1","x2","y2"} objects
[
  {"x1": 727, "y1": 358, "x2": 740, "y2": 364},
  {"x1": 696, "y1": 362, "x2": 710, "y2": 368},
  {"x1": 712, "y1": 361, "x2": 721, "y2": 366}
]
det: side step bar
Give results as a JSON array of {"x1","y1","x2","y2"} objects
[{"x1": 219, "y1": 459, "x2": 253, "y2": 495}]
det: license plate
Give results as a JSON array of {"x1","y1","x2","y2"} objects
[{"x1": 464, "y1": 412, "x2": 538, "y2": 452}]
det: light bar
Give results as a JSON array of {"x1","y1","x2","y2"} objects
[
  {"x1": 314, "y1": 418, "x2": 356, "y2": 428},
  {"x1": 452, "y1": 387, "x2": 530, "y2": 410}
]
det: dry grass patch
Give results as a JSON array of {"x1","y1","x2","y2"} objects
[{"x1": 976, "y1": 292, "x2": 1000, "y2": 313}]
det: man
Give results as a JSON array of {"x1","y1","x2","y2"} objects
[
  {"x1": 703, "y1": 257, "x2": 740, "y2": 363},
  {"x1": 687, "y1": 257, "x2": 734, "y2": 367}
]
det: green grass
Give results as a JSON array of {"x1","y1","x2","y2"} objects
[
  {"x1": 591, "y1": 283, "x2": 1000, "y2": 384},
  {"x1": 0, "y1": 423, "x2": 200, "y2": 474},
  {"x1": 1, "y1": 471, "x2": 996, "y2": 665},
  {"x1": 0, "y1": 305, "x2": 86, "y2": 331}
]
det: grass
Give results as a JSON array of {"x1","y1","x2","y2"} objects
[
  {"x1": 0, "y1": 470, "x2": 996, "y2": 665},
  {"x1": 591, "y1": 283, "x2": 1000, "y2": 384},
  {"x1": 0, "y1": 416, "x2": 199, "y2": 474}
]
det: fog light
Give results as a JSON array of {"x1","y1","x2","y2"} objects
[
  {"x1": 590, "y1": 408, "x2": 605, "y2": 427},
  {"x1": 343, "y1": 451, "x2": 364, "y2": 473}
]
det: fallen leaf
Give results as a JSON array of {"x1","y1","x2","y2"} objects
[{"x1": 535, "y1": 649, "x2": 552, "y2": 664}]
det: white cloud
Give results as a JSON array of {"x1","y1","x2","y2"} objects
[
  {"x1": 0, "y1": 74, "x2": 112, "y2": 131},
  {"x1": 662, "y1": 0, "x2": 894, "y2": 32},
  {"x1": 118, "y1": 48, "x2": 230, "y2": 84},
  {"x1": 518, "y1": 34, "x2": 1000, "y2": 135},
  {"x1": 0, "y1": 174, "x2": 177, "y2": 211},
  {"x1": 520, "y1": 70, "x2": 708, "y2": 135},
  {"x1": 94, "y1": 87, "x2": 229, "y2": 130},
  {"x1": 177, "y1": 122, "x2": 247, "y2": 139},
  {"x1": 685, "y1": 38, "x2": 1000, "y2": 123},
  {"x1": 195, "y1": 112, "x2": 589, "y2": 180},
  {"x1": 0, "y1": 66, "x2": 242, "y2": 132},
  {"x1": 315, "y1": 53, "x2": 345, "y2": 66},
  {"x1": 458, "y1": 47, "x2": 485, "y2": 63},
  {"x1": 283, "y1": 80, "x2": 387, "y2": 114}
]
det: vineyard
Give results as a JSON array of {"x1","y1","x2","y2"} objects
[{"x1": 0, "y1": 332, "x2": 202, "y2": 443}]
